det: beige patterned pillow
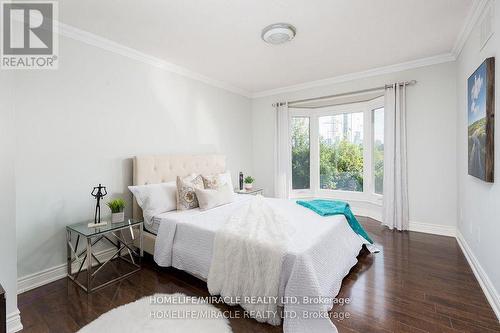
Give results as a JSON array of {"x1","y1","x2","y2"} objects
[
  {"x1": 176, "y1": 175, "x2": 204, "y2": 210},
  {"x1": 202, "y1": 175, "x2": 220, "y2": 189}
]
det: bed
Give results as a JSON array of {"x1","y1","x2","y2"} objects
[
  {"x1": 131, "y1": 154, "x2": 371, "y2": 333},
  {"x1": 131, "y1": 154, "x2": 227, "y2": 254}
]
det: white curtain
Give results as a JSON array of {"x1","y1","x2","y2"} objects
[
  {"x1": 274, "y1": 103, "x2": 290, "y2": 199},
  {"x1": 382, "y1": 84, "x2": 409, "y2": 231}
]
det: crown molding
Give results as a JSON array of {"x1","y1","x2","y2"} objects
[
  {"x1": 55, "y1": 16, "x2": 468, "y2": 100},
  {"x1": 251, "y1": 53, "x2": 456, "y2": 98},
  {"x1": 55, "y1": 21, "x2": 252, "y2": 98},
  {"x1": 451, "y1": 0, "x2": 491, "y2": 58}
]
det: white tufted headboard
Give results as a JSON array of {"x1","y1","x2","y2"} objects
[{"x1": 132, "y1": 154, "x2": 226, "y2": 219}]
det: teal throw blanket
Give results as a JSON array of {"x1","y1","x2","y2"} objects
[{"x1": 296, "y1": 199, "x2": 373, "y2": 244}]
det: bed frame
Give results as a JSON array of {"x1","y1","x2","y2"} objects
[{"x1": 131, "y1": 154, "x2": 226, "y2": 254}]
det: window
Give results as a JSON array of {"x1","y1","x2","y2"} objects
[
  {"x1": 289, "y1": 97, "x2": 384, "y2": 203},
  {"x1": 291, "y1": 117, "x2": 310, "y2": 190},
  {"x1": 373, "y1": 108, "x2": 384, "y2": 195},
  {"x1": 319, "y1": 113, "x2": 364, "y2": 192}
]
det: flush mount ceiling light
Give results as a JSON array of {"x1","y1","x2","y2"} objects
[{"x1": 261, "y1": 23, "x2": 296, "y2": 45}]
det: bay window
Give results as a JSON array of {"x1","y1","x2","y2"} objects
[
  {"x1": 319, "y1": 112, "x2": 364, "y2": 192},
  {"x1": 373, "y1": 107, "x2": 384, "y2": 195},
  {"x1": 290, "y1": 97, "x2": 384, "y2": 203},
  {"x1": 291, "y1": 117, "x2": 310, "y2": 190}
]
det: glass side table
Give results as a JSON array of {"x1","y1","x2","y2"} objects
[
  {"x1": 235, "y1": 188, "x2": 264, "y2": 195},
  {"x1": 66, "y1": 218, "x2": 143, "y2": 293}
]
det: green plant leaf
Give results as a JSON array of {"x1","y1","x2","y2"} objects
[
  {"x1": 106, "y1": 198, "x2": 126, "y2": 213},
  {"x1": 244, "y1": 176, "x2": 254, "y2": 183}
]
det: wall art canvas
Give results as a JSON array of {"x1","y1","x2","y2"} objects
[{"x1": 468, "y1": 57, "x2": 495, "y2": 182}]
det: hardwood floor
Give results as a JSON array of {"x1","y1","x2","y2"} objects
[{"x1": 18, "y1": 217, "x2": 500, "y2": 333}]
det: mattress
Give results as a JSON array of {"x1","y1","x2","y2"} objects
[
  {"x1": 145, "y1": 194, "x2": 252, "y2": 235},
  {"x1": 153, "y1": 195, "x2": 366, "y2": 291}
]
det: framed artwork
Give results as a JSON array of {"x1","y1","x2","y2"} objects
[{"x1": 468, "y1": 57, "x2": 495, "y2": 182}]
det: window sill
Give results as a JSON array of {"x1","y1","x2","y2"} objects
[
  {"x1": 290, "y1": 189, "x2": 383, "y2": 207},
  {"x1": 289, "y1": 191, "x2": 383, "y2": 221}
]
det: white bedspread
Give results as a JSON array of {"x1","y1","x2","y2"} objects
[
  {"x1": 154, "y1": 195, "x2": 369, "y2": 333},
  {"x1": 208, "y1": 196, "x2": 292, "y2": 325}
]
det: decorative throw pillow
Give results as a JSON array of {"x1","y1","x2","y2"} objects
[
  {"x1": 202, "y1": 175, "x2": 220, "y2": 189},
  {"x1": 176, "y1": 175, "x2": 204, "y2": 210},
  {"x1": 201, "y1": 172, "x2": 234, "y2": 191},
  {"x1": 187, "y1": 174, "x2": 204, "y2": 188},
  {"x1": 195, "y1": 183, "x2": 235, "y2": 211}
]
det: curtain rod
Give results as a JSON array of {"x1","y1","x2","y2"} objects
[{"x1": 272, "y1": 80, "x2": 416, "y2": 107}]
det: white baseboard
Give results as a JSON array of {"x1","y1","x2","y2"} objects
[
  {"x1": 7, "y1": 309, "x2": 23, "y2": 333},
  {"x1": 18, "y1": 247, "x2": 116, "y2": 294},
  {"x1": 456, "y1": 231, "x2": 500, "y2": 322},
  {"x1": 409, "y1": 221, "x2": 456, "y2": 237},
  {"x1": 17, "y1": 264, "x2": 67, "y2": 294},
  {"x1": 351, "y1": 206, "x2": 382, "y2": 222},
  {"x1": 351, "y1": 204, "x2": 456, "y2": 238}
]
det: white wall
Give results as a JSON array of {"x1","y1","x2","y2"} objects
[
  {"x1": 456, "y1": 0, "x2": 500, "y2": 315},
  {"x1": 251, "y1": 62, "x2": 458, "y2": 230},
  {"x1": 0, "y1": 71, "x2": 20, "y2": 329},
  {"x1": 13, "y1": 35, "x2": 253, "y2": 279}
]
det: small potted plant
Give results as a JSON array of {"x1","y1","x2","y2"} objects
[
  {"x1": 107, "y1": 198, "x2": 126, "y2": 223},
  {"x1": 244, "y1": 176, "x2": 254, "y2": 190}
]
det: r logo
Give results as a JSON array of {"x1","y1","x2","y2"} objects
[
  {"x1": 2, "y1": 2, "x2": 53, "y2": 55},
  {"x1": 1, "y1": 1, "x2": 57, "y2": 69}
]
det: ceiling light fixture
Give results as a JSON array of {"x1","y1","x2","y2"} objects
[{"x1": 261, "y1": 23, "x2": 296, "y2": 45}]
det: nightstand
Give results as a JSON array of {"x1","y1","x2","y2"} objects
[
  {"x1": 235, "y1": 188, "x2": 264, "y2": 195},
  {"x1": 66, "y1": 218, "x2": 143, "y2": 293}
]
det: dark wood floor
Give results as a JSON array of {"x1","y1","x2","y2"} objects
[{"x1": 18, "y1": 217, "x2": 500, "y2": 333}]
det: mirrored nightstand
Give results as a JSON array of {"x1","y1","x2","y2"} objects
[{"x1": 66, "y1": 218, "x2": 143, "y2": 293}]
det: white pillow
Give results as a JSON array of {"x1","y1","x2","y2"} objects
[
  {"x1": 128, "y1": 182, "x2": 177, "y2": 222},
  {"x1": 195, "y1": 183, "x2": 235, "y2": 211},
  {"x1": 219, "y1": 171, "x2": 234, "y2": 190}
]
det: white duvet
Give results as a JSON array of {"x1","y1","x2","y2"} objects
[
  {"x1": 154, "y1": 195, "x2": 370, "y2": 333},
  {"x1": 208, "y1": 196, "x2": 293, "y2": 325}
]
